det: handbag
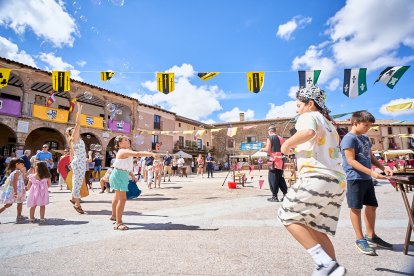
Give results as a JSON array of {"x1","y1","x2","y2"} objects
[{"x1": 126, "y1": 180, "x2": 141, "y2": 200}]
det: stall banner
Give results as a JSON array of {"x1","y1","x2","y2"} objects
[
  {"x1": 32, "y1": 104, "x2": 69, "y2": 123},
  {"x1": 0, "y1": 97, "x2": 21, "y2": 116},
  {"x1": 240, "y1": 142, "x2": 264, "y2": 151},
  {"x1": 108, "y1": 120, "x2": 131, "y2": 133},
  {"x1": 80, "y1": 114, "x2": 104, "y2": 129}
]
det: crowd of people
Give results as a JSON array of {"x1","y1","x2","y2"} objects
[{"x1": 0, "y1": 85, "x2": 401, "y2": 275}]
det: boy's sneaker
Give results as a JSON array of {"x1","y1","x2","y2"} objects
[
  {"x1": 267, "y1": 196, "x2": 279, "y2": 202},
  {"x1": 365, "y1": 234, "x2": 393, "y2": 250},
  {"x1": 312, "y1": 261, "x2": 346, "y2": 276},
  {"x1": 355, "y1": 239, "x2": 376, "y2": 256}
]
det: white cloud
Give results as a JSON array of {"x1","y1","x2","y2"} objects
[
  {"x1": 77, "y1": 60, "x2": 87, "y2": 67},
  {"x1": 39, "y1": 53, "x2": 82, "y2": 81},
  {"x1": 327, "y1": 0, "x2": 414, "y2": 70},
  {"x1": 266, "y1": 101, "x2": 297, "y2": 119},
  {"x1": 327, "y1": 78, "x2": 340, "y2": 91},
  {"x1": 0, "y1": 0, "x2": 78, "y2": 47},
  {"x1": 132, "y1": 64, "x2": 225, "y2": 121},
  {"x1": 0, "y1": 36, "x2": 37, "y2": 67},
  {"x1": 379, "y1": 98, "x2": 414, "y2": 117},
  {"x1": 292, "y1": 45, "x2": 336, "y2": 84},
  {"x1": 202, "y1": 119, "x2": 216, "y2": 125},
  {"x1": 218, "y1": 107, "x2": 255, "y2": 122},
  {"x1": 276, "y1": 16, "x2": 312, "y2": 41},
  {"x1": 288, "y1": 86, "x2": 299, "y2": 99}
]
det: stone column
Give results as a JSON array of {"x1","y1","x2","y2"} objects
[
  {"x1": 103, "y1": 96, "x2": 109, "y2": 129},
  {"x1": 19, "y1": 75, "x2": 36, "y2": 117}
]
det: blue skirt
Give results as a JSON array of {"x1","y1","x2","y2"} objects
[{"x1": 109, "y1": 168, "x2": 129, "y2": 192}]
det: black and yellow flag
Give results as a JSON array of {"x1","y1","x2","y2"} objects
[
  {"x1": 197, "y1": 72, "x2": 219, "y2": 81},
  {"x1": 100, "y1": 71, "x2": 115, "y2": 81},
  {"x1": 52, "y1": 71, "x2": 70, "y2": 92},
  {"x1": 157, "y1": 72, "x2": 175, "y2": 94},
  {"x1": 247, "y1": 72, "x2": 264, "y2": 93},
  {"x1": 0, "y1": 68, "x2": 11, "y2": 89}
]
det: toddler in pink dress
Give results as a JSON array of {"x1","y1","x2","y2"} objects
[{"x1": 27, "y1": 161, "x2": 51, "y2": 224}]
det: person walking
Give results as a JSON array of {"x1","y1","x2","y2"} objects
[
  {"x1": 35, "y1": 145, "x2": 53, "y2": 170},
  {"x1": 206, "y1": 152, "x2": 214, "y2": 178},
  {"x1": 278, "y1": 86, "x2": 347, "y2": 275},
  {"x1": 163, "y1": 152, "x2": 172, "y2": 182},
  {"x1": 197, "y1": 154, "x2": 204, "y2": 177},
  {"x1": 26, "y1": 161, "x2": 51, "y2": 224},
  {"x1": 262, "y1": 125, "x2": 288, "y2": 202}
]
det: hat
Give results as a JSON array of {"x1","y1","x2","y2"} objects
[{"x1": 296, "y1": 85, "x2": 328, "y2": 112}]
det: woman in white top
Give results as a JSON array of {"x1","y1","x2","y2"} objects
[{"x1": 109, "y1": 135, "x2": 154, "y2": 230}]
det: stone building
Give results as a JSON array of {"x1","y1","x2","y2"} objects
[
  {"x1": 211, "y1": 113, "x2": 414, "y2": 163},
  {"x1": 0, "y1": 57, "x2": 212, "y2": 165}
]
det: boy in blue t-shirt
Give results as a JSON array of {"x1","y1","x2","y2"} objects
[{"x1": 340, "y1": 111, "x2": 393, "y2": 256}]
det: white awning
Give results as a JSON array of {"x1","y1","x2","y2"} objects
[
  {"x1": 174, "y1": 150, "x2": 193, "y2": 158},
  {"x1": 251, "y1": 151, "x2": 267, "y2": 158}
]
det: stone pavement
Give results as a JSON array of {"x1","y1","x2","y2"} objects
[{"x1": 0, "y1": 170, "x2": 413, "y2": 275}]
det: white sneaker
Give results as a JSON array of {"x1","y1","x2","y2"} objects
[{"x1": 312, "y1": 261, "x2": 346, "y2": 276}]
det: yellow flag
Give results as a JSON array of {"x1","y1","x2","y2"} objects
[
  {"x1": 198, "y1": 72, "x2": 219, "y2": 81},
  {"x1": 369, "y1": 126, "x2": 379, "y2": 131},
  {"x1": 100, "y1": 71, "x2": 115, "y2": 81},
  {"x1": 157, "y1": 72, "x2": 175, "y2": 94},
  {"x1": 69, "y1": 97, "x2": 77, "y2": 113},
  {"x1": 0, "y1": 68, "x2": 11, "y2": 89},
  {"x1": 386, "y1": 102, "x2": 413, "y2": 112},
  {"x1": 52, "y1": 71, "x2": 70, "y2": 92},
  {"x1": 247, "y1": 72, "x2": 264, "y2": 93}
]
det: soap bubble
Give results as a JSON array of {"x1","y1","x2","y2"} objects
[
  {"x1": 116, "y1": 109, "x2": 122, "y2": 115},
  {"x1": 83, "y1": 91, "x2": 93, "y2": 100},
  {"x1": 106, "y1": 103, "x2": 116, "y2": 112},
  {"x1": 94, "y1": 144, "x2": 102, "y2": 151},
  {"x1": 138, "y1": 115, "x2": 144, "y2": 120},
  {"x1": 132, "y1": 134, "x2": 145, "y2": 146},
  {"x1": 73, "y1": 1, "x2": 81, "y2": 10},
  {"x1": 86, "y1": 134, "x2": 91, "y2": 139},
  {"x1": 79, "y1": 15, "x2": 88, "y2": 22},
  {"x1": 90, "y1": 144, "x2": 96, "y2": 151}
]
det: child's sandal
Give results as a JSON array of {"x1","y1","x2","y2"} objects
[
  {"x1": 39, "y1": 219, "x2": 46, "y2": 224},
  {"x1": 28, "y1": 218, "x2": 36, "y2": 223},
  {"x1": 114, "y1": 223, "x2": 129, "y2": 231}
]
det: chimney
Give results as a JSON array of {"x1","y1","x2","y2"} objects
[{"x1": 239, "y1": 112, "x2": 245, "y2": 122}]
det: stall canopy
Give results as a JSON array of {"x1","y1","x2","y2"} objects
[
  {"x1": 251, "y1": 151, "x2": 267, "y2": 159},
  {"x1": 174, "y1": 150, "x2": 192, "y2": 158}
]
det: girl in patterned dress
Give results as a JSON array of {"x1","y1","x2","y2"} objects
[
  {"x1": 65, "y1": 102, "x2": 87, "y2": 214},
  {"x1": 278, "y1": 86, "x2": 346, "y2": 276},
  {"x1": 0, "y1": 158, "x2": 27, "y2": 222},
  {"x1": 110, "y1": 135, "x2": 155, "y2": 230},
  {"x1": 27, "y1": 161, "x2": 51, "y2": 224}
]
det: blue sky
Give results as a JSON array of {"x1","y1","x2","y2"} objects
[{"x1": 1, "y1": 0, "x2": 414, "y2": 123}]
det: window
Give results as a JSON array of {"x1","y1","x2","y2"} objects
[
  {"x1": 0, "y1": 93, "x2": 20, "y2": 101},
  {"x1": 206, "y1": 141, "x2": 209, "y2": 147},
  {"x1": 246, "y1": 136, "x2": 256, "y2": 143},
  {"x1": 154, "y1": 115, "x2": 161, "y2": 130},
  {"x1": 179, "y1": 136, "x2": 184, "y2": 147},
  {"x1": 194, "y1": 127, "x2": 196, "y2": 130},
  {"x1": 58, "y1": 105, "x2": 69, "y2": 111},
  {"x1": 197, "y1": 139, "x2": 202, "y2": 150},
  {"x1": 388, "y1": 127, "x2": 393, "y2": 135},
  {"x1": 227, "y1": 139, "x2": 234, "y2": 148},
  {"x1": 45, "y1": 141, "x2": 58, "y2": 150},
  {"x1": 151, "y1": 135, "x2": 159, "y2": 150},
  {"x1": 370, "y1": 138, "x2": 375, "y2": 145},
  {"x1": 34, "y1": 95, "x2": 46, "y2": 105},
  {"x1": 388, "y1": 137, "x2": 397, "y2": 149},
  {"x1": 178, "y1": 123, "x2": 181, "y2": 127},
  {"x1": 408, "y1": 127, "x2": 412, "y2": 134}
]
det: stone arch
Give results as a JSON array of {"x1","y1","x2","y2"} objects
[
  {"x1": 25, "y1": 127, "x2": 66, "y2": 156},
  {"x1": 0, "y1": 122, "x2": 17, "y2": 156}
]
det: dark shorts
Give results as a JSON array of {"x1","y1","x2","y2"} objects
[{"x1": 346, "y1": 179, "x2": 378, "y2": 209}]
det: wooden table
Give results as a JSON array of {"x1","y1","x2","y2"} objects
[{"x1": 388, "y1": 174, "x2": 414, "y2": 255}]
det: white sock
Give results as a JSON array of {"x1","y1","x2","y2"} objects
[{"x1": 307, "y1": 244, "x2": 333, "y2": 266}]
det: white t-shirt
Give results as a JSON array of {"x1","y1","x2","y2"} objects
[{"x1": 295, "y1": 112, "x2": 346, "y2": 188}]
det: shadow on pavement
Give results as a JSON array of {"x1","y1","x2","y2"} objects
[
  {"x1": 85, "y1": 210, "x2": 168, "y2": 217},
  {"x1": 126, "y1": 221, "x2": 219, "y2": 231},
  {"x1": 160, "y1": 186, "x2": 183, "y2": 189},
  {"x1": 40, "y1": 218, "x2": 89, "y2": 226},
  {"x1": 136, "y1": 197, "x2": 177, "y2": 201},
  {"x1": 374, "y1": 268, "x2": 414, "y2": 275},
  {"x1": 389, "y1": 244, "x2": 414, "y2": 255}
]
